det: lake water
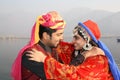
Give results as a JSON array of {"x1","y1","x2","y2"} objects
[{"x1": 0, "y1": 37, "x2": 120, "y2": 80}]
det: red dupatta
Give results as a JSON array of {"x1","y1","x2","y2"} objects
[{"x1": 11, "y1": 23, "x2": 38, "y2": 80}]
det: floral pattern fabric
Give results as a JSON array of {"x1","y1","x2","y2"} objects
[{"x1": 44, "y1": 55, "x2": 113, "y2": 80}]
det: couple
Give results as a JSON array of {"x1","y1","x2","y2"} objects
[{"x1": 11, "y1": 11, "x2": 120, "y2": 80}]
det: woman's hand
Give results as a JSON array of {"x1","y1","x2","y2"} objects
[
  {"x1": 83, "y1": 47, "x2": 105, "y2": 59},
  {"x1": 26, "y1": 49, "x2": 47, "y2": 62}
]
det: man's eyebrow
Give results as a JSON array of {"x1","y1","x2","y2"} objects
[{"x1": 56, "y1": 32, "x2": 63, "y2": 36}]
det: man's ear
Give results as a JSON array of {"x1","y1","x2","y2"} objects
[{"x1": 42, "y1": 32, "x2": 50, "y2": 40}]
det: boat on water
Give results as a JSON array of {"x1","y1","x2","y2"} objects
[{"x1": 117, "y1": 38, "x2": 120, "y2": 42}]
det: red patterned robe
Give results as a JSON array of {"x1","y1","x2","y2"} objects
[
  {"x1": 44, "y1": 55, "x2": 113, "y2": 80},
  {"x1": 44, "y1": 42, "x2": 114, "y2": 80}
]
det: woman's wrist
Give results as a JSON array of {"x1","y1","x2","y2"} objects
[{"x1": 42, "y1": 56, "x2": 47, "y2": 62}]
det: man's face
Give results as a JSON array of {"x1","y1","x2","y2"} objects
[
  {"x1": 47, "y1": 29, "x2": 64, "y2": 48},
  {"x1": 72, "y1": 34, "x2": 86, "y2": 50}
]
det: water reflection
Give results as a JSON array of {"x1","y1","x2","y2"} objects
[{"x1": 0, "y1": 37, "x2": 120, "y2": 80}]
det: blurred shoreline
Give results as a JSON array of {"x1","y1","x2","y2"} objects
[
  {"x1": 0, "y1": 36, "x2": 29, "y2": 40},
  {"x1": 0, "y1": 35, "x2": 120, "y2": 40}
]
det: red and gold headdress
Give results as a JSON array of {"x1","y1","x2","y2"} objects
[{"x1": 31, "y1": 11, "x2": 66, "y2": 44}]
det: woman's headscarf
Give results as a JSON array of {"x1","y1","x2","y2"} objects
[
  {"x1": 11, "y1": 11, "x2": 66, "y2": 80},
  {"x1": 78, "y1": 20, "x2": 120, "y2": 80}
]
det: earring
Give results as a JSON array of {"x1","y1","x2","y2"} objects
[{"x1": 83, "y1": 43, "x2": 93, "y2": 50}]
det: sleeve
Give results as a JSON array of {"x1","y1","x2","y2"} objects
[
  {"x1": 22, "y1": 51, "x2": 46, "y2": 79},
  {"x1": 55, "y1": 41, "x2": 74, "y2": 64},
  {"x1": 44, "y1": 55, "x2": 110, "y2": 80}
]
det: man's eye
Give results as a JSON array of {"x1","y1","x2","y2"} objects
[
  {"x1": 57, "y1": 34, "x2": 61, "y2": 36},
  {"x1": 57, "y1": 33, "x2": 62, "y2": 36}
]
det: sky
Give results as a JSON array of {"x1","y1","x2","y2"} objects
[
  {"x1": 0, "y1": 0, "x2": 120, "y2": 37},
  {"x1": 1, "y1": 0, "x2": 120, "y2": 12}
]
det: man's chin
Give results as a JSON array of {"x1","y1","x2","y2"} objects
[
  {"x1": 51, "y1": 45, "x2": 57, "y2": 48},
  {"x1": 51, "y1": 43, "x2": 59, "y2": 48},
  {"x1": 55, "y1": 43, "x2": 59, "y2": 47}
]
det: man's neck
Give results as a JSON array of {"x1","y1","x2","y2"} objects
[{"x1": 38, "y1": 40, "x2": 52, "y2": 53}]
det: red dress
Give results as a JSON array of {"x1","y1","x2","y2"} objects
[
  {"x1": 54, "y1": 41, "x2": 74, "y2": 64},
  {"x1": 44, "y1": 42, "x2": 114, "y2": 80},
  {"x1": 44, "y1": 55, "x2": 113, "y2": 80}
]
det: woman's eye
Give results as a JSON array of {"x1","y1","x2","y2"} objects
[{"x1": 74, "y1": 36, "x2": 78, "y2": 40}]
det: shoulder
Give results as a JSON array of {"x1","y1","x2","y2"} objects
[
  {"x1": 22, "y1": 44, "x2": 39, "y2": 56},
  {"x1": 85, "y1": 55, "x2": 108, "y2": 65},
  {"x1": 93, "y1": 47, "x2": 105, "y2": 56},
  {"x1": 84, "y1": 47, "x2": 105, "y2": 59}
]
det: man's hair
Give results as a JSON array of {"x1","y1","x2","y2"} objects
[{"x1": 39, "y1": 25, "x2": 57, "y2": 39}]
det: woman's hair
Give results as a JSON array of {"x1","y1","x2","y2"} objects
[
  {"x1": 89, "y1": 39, "x2": 99, "y2": 47},
  {"x1": 39, "y1": 25, "x2": 57, "y2": 39}
]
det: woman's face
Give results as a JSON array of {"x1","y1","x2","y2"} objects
[{"x1": 72, "y1": 34, "x2": 86, "y2": 50}]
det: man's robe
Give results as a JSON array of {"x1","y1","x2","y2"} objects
[{"x1": 22, "y1": 42, "x2": 47, "y2": 80}]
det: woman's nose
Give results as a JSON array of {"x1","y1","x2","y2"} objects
[{"x1": 71, "y1": 39, "x2": 75, "y2": 44}]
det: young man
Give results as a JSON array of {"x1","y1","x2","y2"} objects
[{"x1": 11, "y1": 11, "x2": 66, "y2": 80}]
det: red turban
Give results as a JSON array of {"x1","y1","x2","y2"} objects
[
  {"x1": 33, "y1": 11, "x2": 66, "y2": 44},
  {"x1": 83, "y1": 20, "x2": 101, "y2": 40},
  {"x1": 37, "y1": 11, "x2": 66, "y2": 29}
]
